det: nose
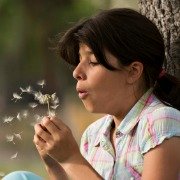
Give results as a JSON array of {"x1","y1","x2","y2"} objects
[{"x1": 73, "y1": 63, "x2": 86, "y2": 80}]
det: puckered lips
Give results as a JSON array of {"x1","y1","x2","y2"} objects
[{"x1": 76, "y1": 87, "x2": 88, "y2": 99}]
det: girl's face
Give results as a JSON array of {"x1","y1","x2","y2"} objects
[{"x1": 73, "y1": 44, "x2": 136, "y2": 116}]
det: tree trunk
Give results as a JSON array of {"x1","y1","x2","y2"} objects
[{"x1": 138, "y1": 0, "x2": 180, "y2": 78}]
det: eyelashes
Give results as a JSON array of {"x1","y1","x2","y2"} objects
[{"x1": 88, "y1": 61, "x2": 100, "y2": 66}]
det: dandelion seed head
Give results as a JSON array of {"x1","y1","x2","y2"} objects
[{"x1": 37, "y1": 93, "x2": 51, "y2": 104}]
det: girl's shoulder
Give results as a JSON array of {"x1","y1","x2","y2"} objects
[{"x1": 138, "y1": 104, "x2": 180, "y2": 154}]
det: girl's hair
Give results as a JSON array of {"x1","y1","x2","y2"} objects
[{"x1": 57, "y1": 8, "x2": 180, "y2": 110}]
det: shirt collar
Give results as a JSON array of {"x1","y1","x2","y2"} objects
[
  {"x1": 94, "y1": 115, "x2": 113, "y2": 147},
  {"x1": 93, "y1": 88, "x2": 154, "y2": 147},
  {"x1": 117, "y1": 88, "x2": 153, "y2": 135}
]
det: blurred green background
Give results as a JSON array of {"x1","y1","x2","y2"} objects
[{"x1": 0, "y1": 0, "x2": 138, "y2": 178}]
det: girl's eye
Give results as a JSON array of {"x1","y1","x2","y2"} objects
[{"x1": 89, "y1": 61, "x2": 99, "y2": 66}]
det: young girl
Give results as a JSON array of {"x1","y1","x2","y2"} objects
[{"x1": 3, "y1": 8, "x2": 180, "y2": 180}]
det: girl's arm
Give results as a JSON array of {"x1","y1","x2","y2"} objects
[{"x1": 142, "y1": 137, "x2": 180, "y2": 180}]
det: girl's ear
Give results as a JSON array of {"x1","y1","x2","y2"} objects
[{"x1": 127, "y1": 61, "x2": 144, "y2": 84}]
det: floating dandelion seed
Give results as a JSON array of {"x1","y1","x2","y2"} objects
[
  {"x1": 20, "y1": 86, "x2": 33, "y2": 95},
  {"x1": 7, "y1": 81, "x2": 60, "y2": 160},
  {"x1": 3, "y1": 116, "x2": 14, "y2": 123},
  {"x1": 20, "y1": 87, "x2": 27, "y2": 95},
  {"x1": 17, "y1": 113, "x2": 22, "y2": 121},
  {"x1": 33, "y1": 91, "x2": 42, "y2": 101},
  {"x1": 10, "y1": 152, "x2": 18, "y2": 159},
  {"x1": 12, "y1": 93, "x2": 22, "y2": 102},
  {"x1": 51, "y1": 104, "x2": 59, "y2": 109},
  {"x1": 37, "y1": 80, "x2": 46, "y2": 88},
  {"x1": 22, "y1": 110, "x2": 28, "y2": 118},
  {"x1": 0, "y1": 172, "x2": 5, "y2": 177},
  {"x1": 14, "y1": 132, "x2": 23, "y2": 140},
  {"x1": 6, "y1": 135, "x2": 15, "y2": 144},
  {"x1": 26, "y1": 86, "x2": 33, "y2": 93},
  {"x1": 30, "y1": 115, "x2": 43, "y2": 126},
  {"x1": 51, "y1": 93, "x2": 57, "y2": 100},
  {"x1": 53, "y1": 97, "x2": 59, "y2": 105},
  {"x1": 29, "y1": 102, "x2": 38, "y2": 109},
  {"x1": 34, "y1": 114, "x2": 42, "y2": 121}
]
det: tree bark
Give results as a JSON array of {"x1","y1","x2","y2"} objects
[{"x1": 138, "y1": 0, "x2": 180, "y2": 78}]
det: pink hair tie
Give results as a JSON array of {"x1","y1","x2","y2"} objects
[{"x1": 159, "y1": 68, "x2": 166, "y2": 78}]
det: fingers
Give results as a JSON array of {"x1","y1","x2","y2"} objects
[
  {"x1": 34, "y1": 123, "x2": 52, "y2": 142},
  {"x1": 33, "y1": 134, "x2": 45, "y2": 150},
  {"x1": 41, "y1": 116, "x2": 69, "y2": 135},
  {"x1": 49, "y1": 116, "x2": 67, "y2": 130}
]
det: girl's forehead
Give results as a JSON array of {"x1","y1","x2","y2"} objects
[{"x1": 79, "y1": 43, "x2": 93, "y2": 54}]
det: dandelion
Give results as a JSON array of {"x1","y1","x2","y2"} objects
[
  {"x1": 37, "y1": 80, "x2": 46, "y2": 88},
  {"x1": 10, "y1": 152, "x2": 18, "y2": 159},
  {"x1": 0, "y1": 172, "x2": 5, "y2": 177},
  {"x1": 12, "y1": 93, "x2": 22, "y2": 102},
  {"x1": 14, "y1": 132, "x2": 23, "y2": 140},
  {"x1": 3, "y1": 116, "x2": 14, "y2": 123},
  {"x1": 39, "y1": 94, "x2": 50, "y2": 104},
  {"x1": 29, "y1": 102, "x2": 38, "y2": 109},
  {"x1": 6, "y1": 135, "x2": 15, "y2": 144}
]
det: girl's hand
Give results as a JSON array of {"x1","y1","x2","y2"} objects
[
  {"x1": 34, "y1": 132, "x2": 69, "y2": 180},
  {"x1": 34, "y1": 116, "x2": 81, "y2": 164},
  {"x1": 34, "y1": 117, "x2": 103, "y2": 180}
]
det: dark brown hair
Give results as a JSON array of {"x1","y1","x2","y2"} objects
[{"x1": 57, "y1": 8, "x2": 180, "y2": 110}]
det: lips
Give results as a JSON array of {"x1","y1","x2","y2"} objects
[{"x1": 76, "y1": 87, "x2": 88, "y2": 99}]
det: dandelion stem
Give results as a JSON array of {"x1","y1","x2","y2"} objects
[{"x1": 47, "y1": 99, "x2": 51, "y2": 116}]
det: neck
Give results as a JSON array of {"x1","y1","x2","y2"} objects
[{"x1": 112, "y1": 88, "x2": 146, "y2": 129}]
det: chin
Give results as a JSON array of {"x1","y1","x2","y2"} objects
[
  {"x1": 83, "y1": 103, "x2": 96, "y2": 113},
  {"x1": 83, "y1": 104, "x2": 104, "y2": 114}
]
